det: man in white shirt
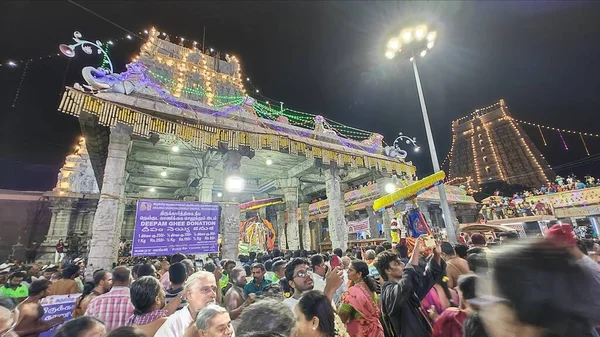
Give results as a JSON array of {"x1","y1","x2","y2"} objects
[{"x1": 155, "y1": 271, "x2": 218, "y2": 337}]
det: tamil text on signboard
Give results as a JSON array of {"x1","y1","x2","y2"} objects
[
  {"x1": 132, "y1": 200, "x2": 220, "y2": 256},
  {"x1": 39, "y1": 294, "x2": 80, "y2": 337},
  {"x1": 347, "y1": 218, "x2": 370, "y2": 234}
]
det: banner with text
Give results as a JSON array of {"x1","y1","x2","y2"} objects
[
  {"x1": 39, "y1": 294, "x2": 81, "y2": 337},
  {"x1": 347, "y1": 218, "x2": 370, "y2": 234},
  {"x1": 132, "y1": 200, "x2": 220, "y2": 256}
]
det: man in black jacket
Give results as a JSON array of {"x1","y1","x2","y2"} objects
[{"x1": 375, "y1": 238, "x2": 444, "y2": 337}]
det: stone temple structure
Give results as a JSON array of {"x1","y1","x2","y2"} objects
[
  {"x1": 41, "y1": 27, "x2": 477, "y2": 269},
  {"x1": 448, "y1": 100, "x2": 554, "y2": 190}
]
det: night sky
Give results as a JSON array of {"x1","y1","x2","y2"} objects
[{"x1": 1, "y1": 1, "x2": 599, "y2": 191}]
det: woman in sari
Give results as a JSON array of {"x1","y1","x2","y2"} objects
[{"x1": 339, "y1": 260, "x2": 384, "y2": 337}]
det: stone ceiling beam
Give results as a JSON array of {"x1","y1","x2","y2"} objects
[
  {"x1": 128, "y1": 176, "x2": 187, "y2": 188},
  {"x1": 287, "y1": 159, "x2": 317, "y2": 178}
]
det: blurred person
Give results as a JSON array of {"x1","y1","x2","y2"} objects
[
  {"x1": 85, "y1": 266, "x2": 134, "y2": 332},
  {"x1": 127, "y1": 276, "x2": 168, "y2": 337},
  {"x1": 54, "y1": 316, "x2": 105, "y2": 337},
  {"x1": 454, "y1": 244, "x2": 468, "y2": 260},
  {"x1": 440, "y1": 242, "x2": 471, "y2": 289},
  {"x1": 481, "y1": 240, "x2": 600, "y2": 337},
  {"x1": 155, "y1": 271, "x2": 217, "y2": 337},
  {"x1": 137, "y1": 263, "x2": 157, "y2": 278},
  {"x1": 339, "y1": 260, "x2": 383, "y2": 337},
  {"x1": 430, "y1": 275, "x2": 479, "y2": 337},
  {"x1": 15, "y1": 279, "x2": 64, "y2": 336},
  {"x1": 364, "y1": 249, "x2": 381, "y2": 293},
  {"x1": 0, "y1": 302, "x2": 18, "y2": 337},
  {"x1": 295, "y1": 290, "x2": 337, "y2": 337},
  {"x1": 165, "y1": 263, "x2": 188, "y2": 312},
  {"x1": 225, "y1": 267, "x2": 252, "y2": 320},
  {"x1": 158, "y1": 260, "x2": 170, "y2": 279},
  {"x1": 236, "y1": 299, "x2": 295, "y2": 337},
  {"x1": 181, "y1": 259, "x2": 197, "y2": 278},
  {"x1": 106, "y1": 326, "x2": 145, "y2": 337},
  {"x1": 0, "y1": 272, "x2": 28, "y2": 302},
  {"x1": 55, "y1": 239, "x2": 65, "y2": 264},
  {"x1": 309, "y1": 254, "x2": 328, "y2": 292},
  {"x1": 132, "y1": 264, "x2": 142, "y2": 281},
  {"x1": 160, "y1": 253, "x2": 187, "y2": 289},
  {"x1": 375, "y1": 238, "x2": 444, "y2": 337},
  {"x1": 421, "y1": 269, "x2": 458, "y2": 317},
  {"x1": 272, "y1": 260, "x2": 286, "y2": 283},
  {"x1": 244, "y1": 263, "x2": 271, "y2": 296},
  {"x1": 264, "y1": 260, "x2": 275, "y2": 285},
  {"x1": 73, "y1": 269, "x2": 112, "y2": 317},
  {"x1": 462, "y1": 312, "x2": 490, "y2": 337},
  {"x1": 194, "y1": 304, "x2": 233, "y2": 337},
  {"x1": 466, "y1": 234, "x2": 491, "y2": 273},
  {"x1": 48, "y1": 264, "x2": 80, "y2": 296},
  {"x1": 24, "y1": 241, "x2": 38, "y2": 264},
  {"x1": 220, "y1": 260, "x2": 237, "y2": 295}
]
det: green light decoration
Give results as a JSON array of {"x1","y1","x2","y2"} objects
[
  {"x1": 145, "y1": 69, "x2": 374, "y2": 140},
  {"x1": 100, "y1": 42, "x2": 111, "y2": 69}
]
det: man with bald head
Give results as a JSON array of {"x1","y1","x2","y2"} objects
[{"x1": 155, "y1": 271, "x2": 218, "y2": 337}]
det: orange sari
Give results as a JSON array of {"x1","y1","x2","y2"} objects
[{"x1": 340, "y1": 284, "x2": 384, "y2": 337}]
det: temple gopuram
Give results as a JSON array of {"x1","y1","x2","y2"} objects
[{"x1": 34, "y1": 28, "x2": 478, "y2": 268}]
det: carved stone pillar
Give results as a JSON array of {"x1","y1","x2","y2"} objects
[
  {"x1": 325, "y1": 166, "x2": 347, "y2": 250},
  {"x1": 376, "y1": 177, "x2": 396, "y2": 241},
  {"x1": 221, "y1": 151, "x2": 242, "y2": 260},
  {"x1": 277, "y1": 178, "x2": 300, "y2": 250},
  {"x1": 365, "y1": 206, "x2": 378, "y2": 239},
  {"x1": 198, "y1": 178, "x2": 214, "y2": 202},
  {"x1": 276, "y1": 209, "x2": 287, "y2": 249},
  {"x1": 299, "y1": 203, "x2": 312, "y2": 251},
  {"x1": 88, "y1": 125, "x2": 131, "y2": 271}
]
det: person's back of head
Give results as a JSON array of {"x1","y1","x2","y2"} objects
[
  {"x1": 374, "y1": 245, "x2": 385, "y2": 255},
  {"x1": 62, "y1": 265, "x2": 79, "y2": 279},
  {"x1": 454, "y1": 244, "x2": 468, "y2": 259},
  {"x1": 333, "y1": 248, "x2": 343, "y2": 258},
  {"x1": 169, "y1": 262, "x2": 187, "y2": 286},
  {"x1": 382, "y1": 241, "x2": 392, "y2": 250},
  {"x1": 136, "y1": 263, "x2": 155, "y2": 278},
  {"x1": 264, "y1": 260, "x2": 274, "y2": 272},
  {"x1": 170, "y1": 253, "x2": 187, "y2": 264},
  {"x1": 463, "y1": 312, "x2": 490, "y2": 337},
  {"x1": 365, "y1": 249, "x2": 376, "y2": 260},
  {"x1": 112, "y1": 266, "x2": 131, "y2": 286},
  {"x1": 470, "y1": 234, "x2": 486, "y2": 246},
  {"x1": 28, "y1": 279, "x2": 50, "y2": 296},
  {"x1": 203, "y1": 262, "x2": 216, "y2": 273},
  {"x1": 106, "y1": 326, "x2": 145, "y2": 337},
  {"x1": 236, "y1": 299, "x2": 295, "y2": 336},
  {"x1": 55, "y1": 316, "x2": 105, "y2": 337},
  {"x1": 297, "y1": 291, "x2": 336, "y2": 337},
  {"x1": 440, "y1": 242, "x2": 456, "y2": 256},
  {"x1": 130, "y1": 276, "x2": 162, "y2": 315},
  {"x1": 92, "y1": 269, "x2": 107, "y2": 286}
]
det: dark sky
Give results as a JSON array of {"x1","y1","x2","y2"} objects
[{"x1": 1, "y1": 1, "x2": 599, "y2": 191}]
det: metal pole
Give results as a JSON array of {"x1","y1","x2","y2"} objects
[{"x1": 411, "y1": 58, "x2": 458, "y2": 244}]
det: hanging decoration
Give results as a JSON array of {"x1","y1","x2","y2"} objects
[
  {"x1": 59, "y1": 31, "x2": 114, "y2": 73},
  {"x1": 538, "y1": 125, "x2": 547, "y2": 146},
  {"x1": 11, "y1": 60, "x2": 29, "y2": 108},
  {"x1": 514, "y1": 118, "x2": 600, "y2": 138},
  {"x1": 580, "y1": 132, "x2": 590, "y2": 156},
  {"x1": 383, "y1": 132, "x2": 419, "y2": 160},
  {"x1": 558, "y1": 130, "x2": 569, "y2": 150}
]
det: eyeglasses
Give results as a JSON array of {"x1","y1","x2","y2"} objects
[{"x1": 294, "y1": 270, "x2": 311, "y2": 279}]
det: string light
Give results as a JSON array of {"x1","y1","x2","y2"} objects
[
  {"x1": 483, "y1": 124, "x2": 505, "y2": 180},
  {"x1": 514, "y1": 118, "x2": 600, "y2": 138},
  {"x1": 11, "y1": 60, "x2": 29, "y2": 108},
  {"x1": 580, "y1": 132, "x2": 590, "y2": 156},
  {"x1": 538, "y1": 125, "x2": 547, "y2": 146}
]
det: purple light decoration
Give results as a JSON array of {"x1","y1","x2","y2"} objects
[{"x1": 558, "y1": 130, "x2": 569, "y2": 150}]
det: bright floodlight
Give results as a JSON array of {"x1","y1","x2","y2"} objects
[
  {"x1": 401, "y1": 29, "x2": 413, "y2": 43},
  {"x1": 420, "y1": 50, "x2": 427, "y2": 57},
  {"x1": 385, "y1": 50, "x2": 395, "y2": 59},
  {"x1": 149, "y1": 187, "x2": 156, "y2": 192},
  {"x1": 256, "y1": 89, "x2": 260, "y2": 93},
  {"x1": 426, "y1": 31, "x2": 437, "y2": 42},
  {"x1": 126, "y1": 35, "x2": 132, "y2": 40},
  {"x1": 415, "y1": 25, "x2": 428, "y2": 40},
  {"x1": 160, "y1": 169, "x2": 167, "y2": 177},
  {"x1": 387, "y1": 38, "x2": 400, "y2": 51},
  {"x1": 265, "y1": 157, "x2": 273, "y2": 166},
  {"x1": 415, "y1": 146, "x2": 420, "y2": 152},
  {"x1": 225, "y1": 176, "x2": 245, "y2": 193},
  {"x1": 427, "y1": 41, "x2": 434, "y2": 49},
  {"x1": 7, "y1": 61, "x2": 17, "y2": 67},
  {"x1": 384, "y1": 182, "x2": 397, "y2": 194},
  {"x1": 107, "y1": 40, "x2": 114, "y2": 45},
  {"x1": 144, "y1": 29, "x2": 149, "y2": 34},
  {"x1": 217, "y1": 192, "x2": 223, "y2": 198},
  {"x1": 171, "y1": 145, "x2": 180, "y2": 152}
]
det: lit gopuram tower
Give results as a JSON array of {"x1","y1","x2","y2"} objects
[{"x1": 448, "y1": 100, "x2": 554, "y2": 190}]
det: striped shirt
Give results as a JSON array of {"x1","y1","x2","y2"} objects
[
  {"x1": 165, "y1": 287, "x2": 186, "y2": 311},
  {"x1": 85, "y1": 286, "x2": 134, "y2": 332}
]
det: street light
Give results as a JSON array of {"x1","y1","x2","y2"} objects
[{"x1": 385, "y1": 24, "x2": 458, "y2": 244}]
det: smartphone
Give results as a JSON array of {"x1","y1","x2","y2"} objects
[{"x1": 419, "y1": 234, "x2": 437, "y2": 248}]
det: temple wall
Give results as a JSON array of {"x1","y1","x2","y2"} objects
[{"x1": 0, "y1": 190, "x2": 51, "y2": 261}]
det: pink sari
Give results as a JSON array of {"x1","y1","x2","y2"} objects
[{"x1": 340, "y1": 284, "x2": 384, "y2": 337}]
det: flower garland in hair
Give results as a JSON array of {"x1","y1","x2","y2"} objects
[{"x1": 333, "y1": 313, "x2": 350, "y2": 337}]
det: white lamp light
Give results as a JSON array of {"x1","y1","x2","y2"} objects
[
  {"x1": 171, "y1": 145, "x2": 180, "y2": 153},
  {"x1": 266, "y1": 157, "x2": 273, "y2": 166},
  {"x1": 225, "y1": 176, "x2": 245, "y2": 193},
  {"x1": 161, "y1": 168, "x2": 167, "y2": 177},
  {"x1": 384, "y1": 183, "x2": 397, "y2": 194}
]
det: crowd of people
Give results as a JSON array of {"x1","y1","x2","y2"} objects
[
  {"x1": 479, "y1": 174, "x2": 599, "y2": 221},
  {"x1": 0, "y1": 223, "x2": 599, "y2": 337}
]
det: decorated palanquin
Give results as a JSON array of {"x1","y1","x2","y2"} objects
[
  {"x1": 239, "y1": 216, "x2": 276, "y2": 252},
  {"x1": 373, "y1": 171, "x2": 445, "y2": 250}
]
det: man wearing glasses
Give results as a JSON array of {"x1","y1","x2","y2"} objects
[{"x1": 282, "y1": 258, "x2": 343, "y2": 312}]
